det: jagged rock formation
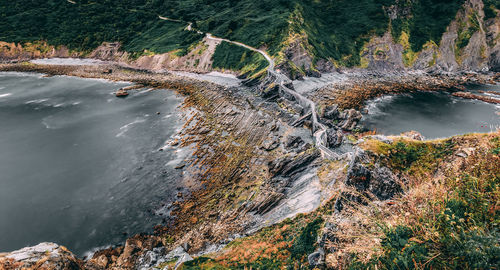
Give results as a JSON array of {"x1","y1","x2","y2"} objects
[{"x1": 359, "y1": 0, "x2": 499, "y2": 73}]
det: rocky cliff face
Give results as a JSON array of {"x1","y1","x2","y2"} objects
[
  {"x1": 359, "y1": 0, "x2": 499, "y2": 73},
  {"x1": 0, "y1": 37, "x2": 221, "y2": 74},
  {"x1": 88, "y1": 37, "x2": 221, "y2": 73},
  {"x1": 0, "y1": 41, "x2": 77, "y2": 61}
]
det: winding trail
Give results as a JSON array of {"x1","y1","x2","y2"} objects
[
  {"x1": 159, "y1": 15, "x2": 337, "y2": 158},
  {"x1": 205, "y1": 34, "x2": 337, "y2": 159}
]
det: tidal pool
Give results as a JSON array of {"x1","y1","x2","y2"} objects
[{"x1": 0, "y1": 72, "x2": 185, "y2": 255}]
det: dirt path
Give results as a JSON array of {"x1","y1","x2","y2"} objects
[{"x1": 159, "y1": 16, "x2": 336, "y2": 158}]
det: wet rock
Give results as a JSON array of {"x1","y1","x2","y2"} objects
[
  {"x1": 338, "y1": 109, "x2": 362, "y2": 131},
  {"x1": 0, "y1": 242, "x2": 83, "y2": 270},
  {"x1": 326, "y1": 128, "x2": 344, "y2": 148},
  {"x1": 115, "y1": 235, "x2": 162, "y2": 268},
  {"x1": 160, "y1": 246, "x2": 193, "y2": 269},
  {"x1": 175, "y1": 162, "x2": 186, "y2": 169},
  {"x1": 115, "y1": 88, "x2": 129, "y2": 97}
]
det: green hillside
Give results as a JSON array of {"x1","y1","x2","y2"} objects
[{"x1": 1, "y1": 0, "x2": 470, "y2": 68}]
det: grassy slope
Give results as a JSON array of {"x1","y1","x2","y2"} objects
[
  {"x1": 211, "y1": 41, "x2": 268, "y2": 75},
  {"x1": 344, "y1": 133, "x2": 499, "y2": 269},
  {"x1": 0, "y1": 0, "x2": 203, "y2": 53},
  {"x1": 1, "y1": 0, "x2": 467, "y2": 70},
  {"x1": 390, "y1": 0, "x2": 464, "y2": 52}
]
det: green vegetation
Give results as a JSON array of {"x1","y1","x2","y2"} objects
[
  {"x1": 355, "y1": 171, "x2": 499, "y2": 269},
  {"x1": 484, "y1": 0, "x2": 500, "y2": 20},
  {"x1": 373, "y1": 139, "x2": 454, "y2": 173},
  {"x1": 211, "y1": 41, "x2": 268, "y2": 74},
  {"x1": 123, "y1": 21, "x2": 202, "y2": 55},
  {"x1": 348, "y1": 134, "x2": 500, "y2": 269},
  {"x1": 0, "y1": 0, "x2": 203, "y2": 53},
  {"x1": 171, "y1": 133, "x2": 498, "y2": 270},
  {"x1": 177, "y1": 213, "x2": 327, "y2": 269},
  {"x1": 289, "y1": 217, "x2": 323, "y2": 259},
  {"x1": 1, "y1": 0, "x2": 468, "y2": 69},
  {"x1": 291, "y1": 0, "x2": 392, "y2": 66},
  {"x1": 391, "y1": 0, "x2": 464, "y2": 51},
  {"x1": 456, "y1": 11, "x2": 481, "y2": 52},
  {"x1": 407, "y1": 0, "x2": 464, "y2": 51}
]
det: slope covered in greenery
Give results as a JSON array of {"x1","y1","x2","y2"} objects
[{"x1": 1, "y1": 0, "x2": 466, "y2": 67}]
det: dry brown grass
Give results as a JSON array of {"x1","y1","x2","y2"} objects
[{"x1": 326, "y1": 131, "x2": 500, "y2": 268}]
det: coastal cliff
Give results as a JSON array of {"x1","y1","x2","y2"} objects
[
  {"x1": 1, "y1": 0, "x2": 498, "y2": 76},
  {"x1": 0, "y1": 0, "x2": 499, "y2": 269}
]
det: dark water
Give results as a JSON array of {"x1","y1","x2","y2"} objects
[
  {"x1": 0, "y1": 72, "x2": 186, "y2": 255},
  {"x1": 361, "y1": 84, "x2": 500, "y2": 139}
]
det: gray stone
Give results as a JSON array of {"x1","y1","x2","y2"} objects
[{"x1": 307, "y1": 248, "x2": 325, "y2": 268}]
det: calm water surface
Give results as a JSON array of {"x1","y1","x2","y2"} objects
[
  {"x1": 361, "y1": 84, "x2": 500, "y2": 139},
  {"x1": 0, "y1": 72, "x2": 185, "y2": 255}
]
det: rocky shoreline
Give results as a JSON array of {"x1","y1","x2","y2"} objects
[{"x1": 0, "y1": 61, "x2": 498, "y2": 269}]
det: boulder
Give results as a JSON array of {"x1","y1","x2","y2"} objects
[
  {"x1": 115, "y1": 89, "x2": 129, "y2": 97},
  {"x1": 160, "y1": 246, "x2": 193, "y2": 270},
  {"x1": 285, "y1": 135, "x2": 305, "y2": 150},
  {"x1": 308, "y1": 248, "x2": 325, "y2": 268},
  {"x1": 323, "y1": 104, "x2": 339, "y2": 120},
  {"x1": 401, "y1": 131, "x2": 424, "y2": 141},
  {"x1": 260, "y1": 83, "x2": 280, "y2": 99},
  {"x1": 0, "y1": 242, "x2": 83, "y2": 270},
  {"x1": 336, "y1": 148, "x2": 402, "y2": 211},
  {"x1": 338, "y1": 109, "x2": 362, "y2": 131},
  {"x1": 326, "y1": 128, "x2": 343, "y2": 148}
]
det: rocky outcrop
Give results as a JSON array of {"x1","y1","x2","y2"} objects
[
  {"x1": 269, "y1": 149, "x2": 321, "y2": 178},
  {"x1": 361, "y1": 32, "x2": 404, "y2": 71},
  {"x1": 85, "y1": 235, "x2": 163, "y2": 269},
  {"x1": 0, "y1": 41, "x2": 76, "y2": 62},
  {"x1": 89, "y1": 37, "x2": 221, "y2": 73},
  {"x1": 335, "y1": 148, "x2": 402, "y2": 212},
  {"x1": 276, "y1": 34, "x2": 335, "y2": 80},
  {"x1": 357, "y1": 0, "x2": 499, "y2": 73},
  {"x1": 338, "y1": 109, "x2": 362, "y2": 131},
  {"x1": 0, "y1": 243, "x2": 83, "y2": 270},
  {"x1": 248, "y1": 149, "x2": 321, "y2": 215},
  {"x1": 432, "y1": 0, "x2": 489, "y2": 72},
  {"x1": 326, "y1": 128, "x2": 344, "y2": 148}
]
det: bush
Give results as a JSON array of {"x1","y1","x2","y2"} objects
[{"x1": 289, "y1": 217, "x2": 323, "y2": 259}]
